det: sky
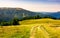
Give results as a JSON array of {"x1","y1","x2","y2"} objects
[{"x1": 0, "y1": 0, "x2": 60, "y2": 12}]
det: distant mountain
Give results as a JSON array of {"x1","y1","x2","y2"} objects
[
  {"x1": 38, "y1": 11, "x2": 60, "y2": 18},
  {"x1": 0, "y1": 7, "x2": 60, "y2": 22},
  {"x1": 0, "y1": 8, "x2": 44, "y2": 21},
  {"x1": 46, "y1": 11, "x2": 60, "y2": 18},
  {"x1": 0, "y1": 8, "x2": 32, "y2": 21}
]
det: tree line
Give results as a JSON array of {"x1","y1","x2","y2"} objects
[{"x1": 0, "y1": 15, "x2": 60, "y2": 26}]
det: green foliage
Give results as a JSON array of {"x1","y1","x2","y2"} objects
[
  {"x1": 43, "y1": 15, "x2": 52, "y2": 18},
  {"x1": 12, "y1": 18, "x2": 19, "y2": 25},
  {"x1": 34, "y1": 15, "x2": 41, "y2": 19},
  {"x1": 0, "y1": 14, "x2": 58, "y2": 26},
  {"x1": 0, "y1": 17, "x2": 19, "y2": 26},
  {"x1": 20, "y1": 15, "x2": 41, "y2": 21},
  {"x1": 0, "y1": 21, "x2": 13, "y2": 26},
  {"x1": 43, "y1": 15, "x2": 56, "y2": 19}
]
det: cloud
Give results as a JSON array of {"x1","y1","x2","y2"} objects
[{"x1": 0, "y1": 0, "x2": 60, "y2": 12}]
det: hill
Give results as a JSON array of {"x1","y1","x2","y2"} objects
[
  {"x1": 42, "y1": 11, "x2": 60, "y2": 19},
  {"x1": 48, "y1": 11, "x2": 60, "y2": 19},
  {"x1": 0, "y1": 7, "x2": 60, "y2": 22},
  {"x1": 0, "y1": 8, "x2": 37, "y2": 21},
  {"x1": 0, "y1": 18, "x2": 60, "y2": 38}
]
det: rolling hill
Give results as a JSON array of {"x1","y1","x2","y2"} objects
[
  {"x1": 0, "y1": 8, "x2": 37, "y2": 21},
  {"x1": 0, "y1": 18, "x2": 60, "y2": 38},
  {"x1": 48, "y1": 11, "x2": 60, "y2": 18},
  {"x1": 0, "y1": 7, "x2": 60, "y2": 21}
]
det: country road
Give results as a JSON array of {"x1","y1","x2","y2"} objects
[{"x1": 30, "y1": 25, "x2": 50, "y2": 38}]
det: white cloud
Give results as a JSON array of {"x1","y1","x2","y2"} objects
[{"x1": 0, "y1": 0, "x2": 60, "y2": 12}]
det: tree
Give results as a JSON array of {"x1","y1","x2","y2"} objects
[
  {"x1": 12, "y1": 14, "x2": 19, "y2": 25},
  {"x1": 13, "y1": 18, "x2": 19, "y2": 25},
  {"x1": 35, "y1": 15, "x2": 41, "y2": 19}
]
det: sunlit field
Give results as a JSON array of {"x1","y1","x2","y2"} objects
[{"x1": 0, "y1": 18, "x2": 60, "y2": 38}]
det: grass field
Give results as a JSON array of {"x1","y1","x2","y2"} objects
[{"x1": 0, "y1": 18, "x2": 60, "y2": 38}]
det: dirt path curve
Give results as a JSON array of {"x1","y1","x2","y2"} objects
[{"x1": 29, "y1": 25, "x2": 50, "y2": 38}]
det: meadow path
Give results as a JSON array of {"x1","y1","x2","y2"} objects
[{"x1": 30, "y1": 25, "x2": 50, "y2": 38}]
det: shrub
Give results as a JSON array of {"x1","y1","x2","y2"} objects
[{"x1": 12, "y1": 18, "x2": 19, "y2": 25}]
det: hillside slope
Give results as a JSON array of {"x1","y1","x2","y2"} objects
[
  {"x1": 0, "y1": 8, "x2": 37, "y2": 21},
  {"x1": 0, "y1": 8, "x2": 60, "y2": 21},
  {"x1": 0, "y1": 18, "x2": 60, "y2": 38}
]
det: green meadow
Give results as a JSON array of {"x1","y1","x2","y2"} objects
[{"x1": 0, "y1": 18, "x2": 60, "y2": 38}]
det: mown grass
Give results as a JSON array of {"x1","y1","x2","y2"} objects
[{"x1": 0, "y1": 18, "x2": 60, "y2": 38}]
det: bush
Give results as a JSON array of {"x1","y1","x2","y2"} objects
[
  {"x1": 13, "y1": 18, "x2": 19, "y2": 25},
  {"x1": 0, "y1": 18, "x2": 19, "y2": 26},
  {"x1": 0, "y1": 21, "x2": 12, "y2": 26},
  {"x1": 34, "y1": 15, "x2": 41, "y2": 19}
]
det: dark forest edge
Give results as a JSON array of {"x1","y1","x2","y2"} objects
[{"x1": 0, "y1": 15, "x2": 60, "y2": 26}]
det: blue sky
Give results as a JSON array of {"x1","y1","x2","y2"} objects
[
  {"x1": 0, "y1": 0, "x2": 60, "y2": 12},
  {"x1": 14, "y1": 0, "x2": 60, "y2": 4}
]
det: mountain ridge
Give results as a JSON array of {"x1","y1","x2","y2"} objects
[{"x1": 0, "y1": 7, "x2": 60, "y2": 21}]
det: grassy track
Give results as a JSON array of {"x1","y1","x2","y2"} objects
[{"x1": 0, "y1": 18, "x2": 60, "y2": 38}]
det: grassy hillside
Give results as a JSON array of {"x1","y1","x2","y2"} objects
[
  {"x1": 0, "y1": 18, "x2": 60, "y2": 38},
  {"x1": 20, "y1": 18, "x2": 60, "y2": 25}
]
